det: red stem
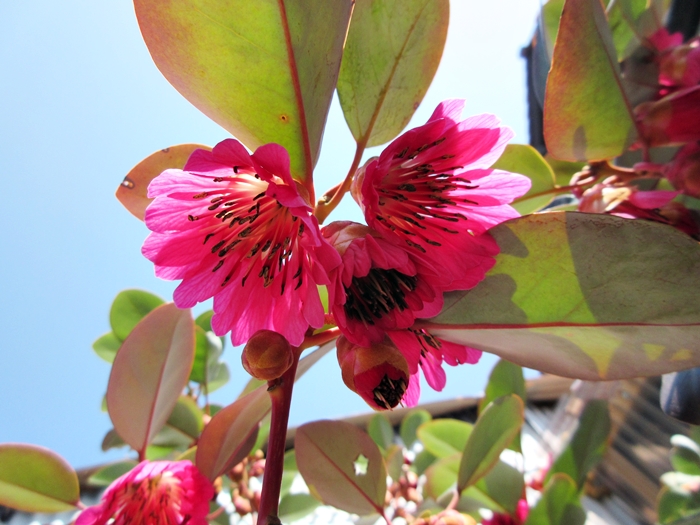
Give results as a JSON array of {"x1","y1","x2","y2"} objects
[{"x1": 256, "y1": 348, "x2": 302, "y2": 525}]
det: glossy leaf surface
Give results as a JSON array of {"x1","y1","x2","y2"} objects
[
  {"x1": 544, "y1": 0, "x2": 637, "y2": 161},
  {"x1": 195, "y1": 386, "x2": 267, "y2": 480},
  {"x1": 525, "y1": 474, "x2": 586, "y2": 525},
  {"x1": 87, "y1": 460, "x2": 138, "y2": 487},
  {"x1": 458, "y1": 395, "x2": 524, "y2": 491},
  {"x1": 417, "y1": 420, "x2": 472, "y2": 459},
  {"x1": 296, "y1": 420, "x2": 386, "y2": 515},
  {"x1": 92, "y1": 332, "x2": 121, "y2": 363},
  {"x1": 196, "y1": 343, "x2": 333, "y2": 480},
  {"x1": 109, "y1": 289, "x2": 165, "y2": 342},
  {"x1": 400, "y1": 409, "x2": 431, "y2": 448},
  {"x1": 116, "y1": 144, "x2": 206, "y2": 220},
  {"x1": 546, "y1": 400, "x2": 610, "y2": 489},
  {"x1": 368, "y1": 413, "x2": 394, "y2": 451},
  {"x1": 337, "y1": 0, "x2": 449, "y2": 147},
  {"x1": 134, "y1": 0, "x2": 353, "y2": 182},
  {"x1": 0, "y1": 444, "x2": 79, "y2": 513},
  {"x1": 428, "y1": 212, "x2": 700, "y2": 380},
  {"x1": 107, "y1": 303, "x2": 195, "y2": 453},
  {"x1": 278, "y1": 493, "x2": 321, "y2": 523},
  {"x1": 494, "y1": 144, "x2": 556, "y2": 214},
  {"x1": 424, "y1": 454, "x2": 523, "y2": 514},
  {"x1": 479, "y1": 360, "x2": 526, "y2": 414}
]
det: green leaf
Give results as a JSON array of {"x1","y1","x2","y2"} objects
[
  {"x1": 428, "y1": 212, "x2": 700, "y2": 381},
  {"x1": 134, "y1": 0, "x2": 353, "y2": 182},
  {"x1": 281, "y1": 450, "x2": 298, "y2": 497},
  {"x1": 101, "y1": 429, "x2": 126, "y2": 451},
  {"x1": 493, "y1": 145, "x2": 557, "y2": 214},
  {"x1": 606, "y1": 0, "x2": 647, "y2": 60},
  {"x1": 417, "y1": 420, "x2": 472, "y2": 459},
  {"x1": 167, "y1": 396, "x2": 204, "y2": 441},
  {"x1": 337, "y1": 0, "x2": 449, "y2": 147},
  {"x1": 368, "y1": 413, "x2": 394, "y2": 451},
  {"x1": 296, "y1": 420, "x2": 386, "y2": 516},
  {"x1": 190, "y1": 326, "x2": 228, "y2": 393},
  {"x1": 0, "y1": 444, "x2": 80, "y2": 513},
  {"x1": 479, "y1": 360, "x2": 526, "y2": 452},
  {"x1": 480, "y1": 360, "x2": 526, "y2": 414},
  {"x1": 546, "y1": 400, "x2": 610, "y2": 490},
  {"x1": 672, "y1": 435, "x2": 700, "y2": 476},
  {"x1": 544, "y1": 155, "x2": 585, "y2": 188},
  {"x1": 279, "y1": 493, "x2": 321, "y2": 522},
  {"x1": 423, "y1": 454, "x2": 459, "y2": 500},
  {"x1": 543, "y1": 0, "x2": 637, "y2": 161},
  {"x1": 524, "y1": 474, "x2": 586, "y2": 525},
  {"x1": 400, "y1": 409, "x2": 431, "y2": 448},
  {"x1": 541, "y1": 0, "x2": 565, "y2": 56},
  {"x1": 424, "y1": 455, "x2": 523, "y2": 514},
  {"x1": 471, "y1": 460, "x2": 524, "y2": 515},
  {"x1": 116, "y1": 144, "x2": 207, "y2": 221},
  {"x1": 87, "y1": 460, "x2": 138, "y2": 487},
  {"x1": 458, "y1": 395, "x2": 524, "y2": 491},
  {"x1": 109, "y1": 289, "x2": 165, "y2": 342},
  {"x1": 385, "y1": 444, "x2": 405, "y2": 482},
  {"x1": 657, "y1": 484, "x2": 700, "y2": 524},
  {"x1": 196, "y1": 342, "x2": 334, "y2": 480},
  {"x1": 107, "y1": 303, "x2": 195, "y2": 454},
  {"x1": 413, "y1": 449, "x2": 437, "y2": 475},
  {"x1": 92, "y1": 332, "x2": 121, "y2": 363}
]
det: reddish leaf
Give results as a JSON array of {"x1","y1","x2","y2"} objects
[
  {"x1": 107, "y1": 303, "x2": 195, "y2": 454},
  {"x1": 196, "y1": 342, "x2": 334, "y2": 480},
  {"x1": 544, "y1": 0, "x2": 637, "y2": 161},
  {"x1": 296, "y1": 420, "x2": 386, "y2": 515},
  {"x1": 116, "y1": 144, "x2": 208, "y2": 221},
  {"x1": 133, "y1": 0, "x2": 353, "y2": 182}
]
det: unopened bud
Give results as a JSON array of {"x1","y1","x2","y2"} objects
[
  {"x1": 242, "y1": 330, "x2": 294, "y2": 380},
  {"x1": 337, "y1": 336, "x2": 410, "y2": 411}
]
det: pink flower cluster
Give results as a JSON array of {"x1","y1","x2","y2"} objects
[
  {"x1": 142, "y1": 100, "x2": 530, "y2": 409},
  {"x1": 77, "y1": 461, "x2": 214, "y2": 525},
  {"x1": 578, "y1": 28, "x2": 700, "y2": 240}
]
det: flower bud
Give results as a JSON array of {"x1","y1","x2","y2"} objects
[
  {"x1": 337, "y1": 335, "x2": 410, "y2": 410},
  {"x1": 242, "y1": 330, "x2": 294, "y2": 380}
]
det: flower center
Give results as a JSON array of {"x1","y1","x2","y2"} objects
[
  {"x1": 372, "y1": 374, "x2": 407, "y2": 409},
  {"x1": 373, "y1": 142, "x2": 481, "y2": 251},
  {"x1": 111, "y1": 473, "x2": 186, "y2": 524},
  {"x1": 343, "y1": 268, "x2": 417, "y2": 325},
  {"x1": 189, "y1": 171, "x2": 306, "y2": 293}
]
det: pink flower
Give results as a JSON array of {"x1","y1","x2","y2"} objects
[
  {"x1": 635, "y1": 85, "x2": 700, "y2": 147},
  {"x1": 659, "y1": 39, "x2": 700, "y2": 89},
  {"x1": 336, "y1": 335, "x2": 412, "y2": 410},
  {"x1": 481, "y1": 499, "x2": 529, "y2": 525},
  {"x1": 142, "y1": 139, "x2": 340, "y2": 346},
  {"x1": 352, "y1": 99, "x2": 530, "y2": 291},
  {"x1": 388, "y1": 328, "x2": 481, "y2": 399},
  {"x1": 322, "y1": 221, "x2": 443, "y2": 347},
  {"x1": 648, "y1": 28, "x2": 684, "y2": 52},
  {"x1": 666, "y1": 141, "x2": 700, "y2": 198},
  {"x1": 76, "y1": 460, "x2": 214, "y2": 525}
]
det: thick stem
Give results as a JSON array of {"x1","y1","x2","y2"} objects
[{"x1": 256, "y1": 348, "x2": 301, "y2": 525}]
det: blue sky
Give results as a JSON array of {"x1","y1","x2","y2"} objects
[{"x1": 0, "y1": 1, "x2": 541, "y2": 469}]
